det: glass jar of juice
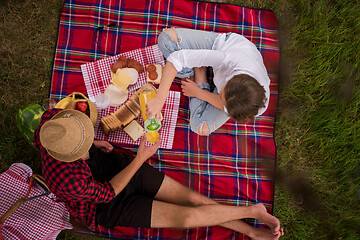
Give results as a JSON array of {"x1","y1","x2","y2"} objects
[{"x1": 139, "y1": 91, "x2": 161, "y2": 143}]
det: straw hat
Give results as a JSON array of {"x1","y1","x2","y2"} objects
[{"x1": 39, "y1": 109, "x2": 94, "y2": 162}]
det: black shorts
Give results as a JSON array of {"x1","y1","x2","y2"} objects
[{"x1": 86, "y1": 145, "x2": 165, "y2": 228}]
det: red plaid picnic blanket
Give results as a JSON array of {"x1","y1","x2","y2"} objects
[
  {"x1": 81, "y1": 45, "x2": 180, "y2": 149},
  {"x1": 51, "y1": 0, "x2": 279, "y2": 239}
]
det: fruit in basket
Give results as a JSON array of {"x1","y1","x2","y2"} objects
[
  {"x1": 55, "y1": 92, "x2": 98, "y2": 126},
  {"x1": 66, "y1": 101, "x2": 76, "y2": 110},
  {"x1": 75, "y1": 102, "x2": 88, "y2": 112},
  {"x1": 15, "y1": 103, "x2": 45, "y2": 146},
  {"x1": 55, "y1": 97, "x2": 72, "y2": 109}
]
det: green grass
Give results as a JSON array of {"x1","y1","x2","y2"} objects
[
  {"x1": 1, "y1": 0, "x2": 359, "y2": 239},
  {"x1": 272, "y1": 0, "x2": 360, "y2": 239}
]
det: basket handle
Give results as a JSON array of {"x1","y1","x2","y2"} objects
[{"x1": 72, "y1": 92, "x2": 88, "y2": 100}]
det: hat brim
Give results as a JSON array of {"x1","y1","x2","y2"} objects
[{"x1": 46, "y1": 109, "x2": 94, "y2": 162}]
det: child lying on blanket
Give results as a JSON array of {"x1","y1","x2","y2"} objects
[
  {"x1": 146, "y1": 28, "x2": 270, "y2": 135},
  {"x1": 34, "y1": 108, "x2": 283, "y2": 239}
]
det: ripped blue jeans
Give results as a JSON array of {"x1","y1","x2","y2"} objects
[{"x1": 158, "y1": 28, "x2": 230, "y2": 135}]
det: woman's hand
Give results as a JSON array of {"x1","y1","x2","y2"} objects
[
  {"x1": 181, "y1": 78, "x2": 202, "y2": 98},
  {"x1": 93, "y1": 140, "x2": 114, "y2": 153},
  {"x1": 136, "y1": 137, "x2": 161, "y2": 162}
]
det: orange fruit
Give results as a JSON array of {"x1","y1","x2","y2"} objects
[{"x1": 146, "y1": 130, "x2": 159, "y2": 143}]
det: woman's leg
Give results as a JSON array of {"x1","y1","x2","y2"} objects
[
  {"x1": 157, "y1": 28, "x2": 219, "y2": 78},
  {"x1": 152, "y1": 176, "x2": 283, "y2": 239}
]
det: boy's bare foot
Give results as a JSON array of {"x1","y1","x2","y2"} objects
[
  {"x1": 250, "y1": 228, "x2": 284, "y2": 240},
  {"x1": 252, "y1": 203, "x2": 281, "y2": 235}
]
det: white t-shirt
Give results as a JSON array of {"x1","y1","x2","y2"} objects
[{"x1": 167, "y1": 33, "x2": 270, "y2": 116}]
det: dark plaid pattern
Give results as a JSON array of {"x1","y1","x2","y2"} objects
[
  {"x1": 33, "y1": 109, "x2": 116, "y2": 231},
  {"x1": 51, "y1": 0, "x2": 279, "y2": 239}
]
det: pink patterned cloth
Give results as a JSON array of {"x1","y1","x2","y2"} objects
[
  {"x1": 0, "y1": 163, "x2": 72, "y2": 240},
  {"x1": 81, "y1": 45, "x2": 180, "y2": 149}
]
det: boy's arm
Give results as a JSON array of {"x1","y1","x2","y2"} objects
[
  {"x1": 193, "y1": 67, "x2": 224, "y2": 110},
  {"x1": 181, "y1": 77, "x2": 225, "y2": 110},
  {"x1": 196, "y1": 88, "x2": 224, "y2": 110}
]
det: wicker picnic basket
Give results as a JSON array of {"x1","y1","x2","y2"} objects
[{"x1": 55, "y1": 92, "x2": 98, "y2": 126}]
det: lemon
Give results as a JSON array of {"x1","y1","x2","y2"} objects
[{"x1": 146, "y1": 130, "x2": 159, "y2": 143}]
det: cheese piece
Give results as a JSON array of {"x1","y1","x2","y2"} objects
[
  {"x1": 123, "y1": 120, "x2": 145, "y2": 141},
  {"x1": 122, "y1": 68, "x2": 139, "y2": 85},
  {"x1": 111, "y1": 68, "x2": 132, "y2": 91}
]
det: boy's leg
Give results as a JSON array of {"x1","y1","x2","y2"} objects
[
  {"x1": 173, "y1": 28, "x2": 219, "y2": 49},
  {"x1": 188, "y1": 92, "x2": 230, "y2": 135},
  {"x1": 187, "y1": 67, "x2": 229, "y2": 135},
  {"x1": 152, "y1": 176, "x2": 282, "y2": 239},
  {"x1": 157, "y1": 28, "x2": 219, "y2": 78}
]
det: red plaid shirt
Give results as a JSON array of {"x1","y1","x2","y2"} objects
[{"x1": 33, "y1": 109, "x2": 116, "y2": 231}]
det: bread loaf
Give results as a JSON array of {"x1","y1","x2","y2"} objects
[
  {"x1": 125, "y1": 99, "x2": 141, "y2": 117},
  {"x1": 113, "y1": 104, "x2": 137, "y2": 127}
]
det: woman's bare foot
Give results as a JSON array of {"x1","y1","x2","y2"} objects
[
  {"x1": 250, "y1": 227, "x2": 284, "y2": 240},
  {"x1": 252, "y1": 203, "x2": 281, "y2": 235}
]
